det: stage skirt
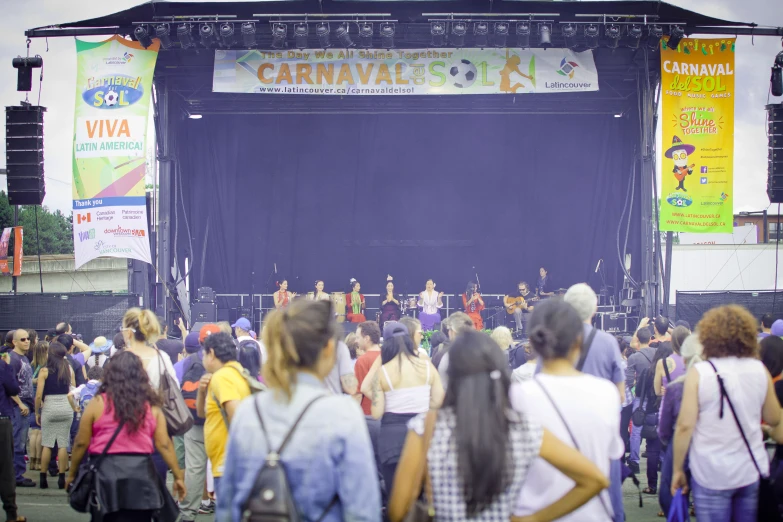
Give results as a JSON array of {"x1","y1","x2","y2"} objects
[{"x1": 419, "y1": 312, "x2": 441, "y2": 331}]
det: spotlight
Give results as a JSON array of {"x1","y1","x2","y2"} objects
[
  {"x1": 647, "y1": 24, "x2": 663, "y2": 50},
  {"x1": 431, "y1": 22, "x2": 446, "y2": 47},
  {"x1": 474, "y1": 22, "x2": 489, "y2": 48},
  {"x1": 450, "y1": 22, "x2": 466, "y2": 48},
  {"x1": 561, "y1": 23, "x2": 578, "y2": 50},
  {"x1": 516, "y1": 22, "x2": 530, "y2": 48},
  {"x1": 199, "y1": 23, "x2": 217, "y2": 48},
  {"x1": 358, "y1": 22, "x2": 373, "y2": 48},
  {"x1": 584, "y1": 24, "x2": 600, "y2": 49},
  {"x1": 177, "y1": 23, "x2": 193, "y2": 49},
  {"x1": 538, "y1": 23, "x2": 552, "y2": 49},
  {"x1": 667, "y1": 25, "x2": 685, "y2": 50},
  {"x1": 134, "y1": 25, "x2": 153, "y2": 48},
  {"x1": 605, "y1": 24, "x2": 621, "y2": 49},
  {"x1": 219, "y1": 23, "x2": 235, "y2": 47},
  {"x1": 241, "y1": 22, "x2": 257, "y2": 48},
  {"x1": 494, "y1": 22, "x2": 509, "y2": 48},
  {"x1": 188, "y1": 114, "x2": 202, "y2": 120},
  {"x1": 155, "y1": 24, "x2": 173, "y2": 49},
  {"x1": 772, "y1": 51, "x2": 783, "y2": 97},
  {"x1": 316, "y1": 22, "x2": 330, "y2": 48},
  {"x1": 294, "y1": 23, "x2": 308, "y2": 49},
  {"x1": 335, "y1": 23, "x2": 353, "y2": 48},
  {"x1": 380, "y1": 22, "x2": 395, "y2": 49},
  {"x1": 626, "y1": 24, "x2": 643, "y2": 49},
  {"x1": 271, "y1": 23, "x2": 287, "y2": 49}
]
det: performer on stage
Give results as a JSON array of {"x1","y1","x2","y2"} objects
[
  {"x1": 273, "y1": 279, "x2": 297, "y2": 309},
  {"x1": 537, "y1": 267, "x2": 554, "y2": 298},
  {"x1": 346, "y1": 278, "x2": 366, "y2": 323},
  {"x1": 309, "y1": 280, "x2": 331, "y2": 301},
  {"x1": 462, "y1": 281, "x2": 485, "y2": 330},
  {"x1": 379, "y1": 275, "x2": 401, "y2": 330},
  {"x1": 505, "y1": 281, "x2": 535, "y2": 335},
  {"x1": 417, "y1": 279, "x2": 443, "y2": 331}
]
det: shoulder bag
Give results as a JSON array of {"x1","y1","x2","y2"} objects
[
  {"x1": 157, "y1": 351, "x2": 194, "y2": 437},
  {"x1": 403, "y1": 409, "x2": 437, "y2": 522},
  {"x1": 68, "y1": 418, "x2": 126, "y2": 513}
]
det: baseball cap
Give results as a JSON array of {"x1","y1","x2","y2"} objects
[
  {"x1": 184, "y1": 332, "x2": 201, "y2": 353},
  {"x1": 771, "y1": 319, "x2": 783, "y2": 337},
  {"x1": 383, "y1": 321, "x2": 409, "y2": 340},
  {"x1": 199, "y1": 324, "x2": 221, "y2": 343},
  {"x1": 231, "y1": 317, "x2": 252, "y2": 331}
]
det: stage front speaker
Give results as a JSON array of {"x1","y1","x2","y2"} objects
[
  {"x1": 768, "y1": 103, "x2": 783, "y2": 203},
  {"x1": 191, "y1": 302, "x2": 217, "y2": 323},
  {"x1": 5, "y1": 105, "x2": 46, "y2": 205}
]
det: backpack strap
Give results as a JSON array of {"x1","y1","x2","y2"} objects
[{"x1": 576, "y1": 327, "x2": 598, "y2": 371}]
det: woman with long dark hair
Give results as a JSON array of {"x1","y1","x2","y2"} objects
[
  {"x1": 66, "y1": 351, "x2": 185, "y2": 521},
  {"x1": 28, "y1": 340, "x2": 48, "y2": 471},
  {"x1": 34, "y1": 341, "x2": 75, "y2": 489},
  {"x1": 389, "y1": 329, "x2": 608, "y2": 521},
  {"x1": 237, "y1": 340, "x2": 261, "y2": 381},
  {"x1": 654, "y1": 325, "x2": 690, "y2": 396},
  {"x1": 462, "y1": 281, "x2": 485, "y2": 330},
  {"x1": 379, "y1": 276, "x2": 402, "y2": 330},
  {"x1": 346, "y1": 278, "x2": 367, "y2": 323}
]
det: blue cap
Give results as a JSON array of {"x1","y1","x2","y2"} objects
[
  {"x1": 184, "y1": 332, "x2": 201, "y2": 353},
  {"x1": 231, "y1": 317, "x2": 252, "y2": 331},
  {"x1": 772, "y1": 319, "x2": 783, "y2": 337}
]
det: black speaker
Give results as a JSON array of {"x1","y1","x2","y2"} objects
[
  {"x1": 769, "y1": 103, "x2": 783, "y2": 203},
  {"x1": 5, "y1": 105, "x2": 46, "y2": 205},
  {"x1": 191, "y1": 302, "x2": 217, "y2": 322}
]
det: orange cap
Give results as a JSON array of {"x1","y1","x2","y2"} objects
[{"x1": 199, "y1": 324, "x2": 221, "y2": 344}]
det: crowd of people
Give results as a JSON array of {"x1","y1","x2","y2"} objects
[{"x1": 1, "y1": 287, "x2": 783, "y2": 521}]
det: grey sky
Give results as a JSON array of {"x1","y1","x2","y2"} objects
[{"x1": 0, "y1": 0, "x2": 781, "y2": 214}]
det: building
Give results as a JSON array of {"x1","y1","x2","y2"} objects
[{"x1": 734, "y1": 211, "x2": 782, "y2": 243}]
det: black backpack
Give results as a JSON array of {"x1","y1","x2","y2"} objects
[
  {"x1": 180, "y1": 354, "x2": 205, "y2": 426},
  {"x1": 242, "y1": 395, "x2": 337, "y2": 522}
]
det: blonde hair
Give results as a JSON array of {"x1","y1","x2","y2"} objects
[
  {"x1": 262, "y1": 300, "x2": 337, "y2": 400},
  {"x1": 217, "y1": 321, "x2": 232, "y2": 336},
  {"x1": 122, "y1": 308, "x2": 161, "y2": 344},
  {"x1": 491, "y1": 326, "x2": 514, "y2": 351}
]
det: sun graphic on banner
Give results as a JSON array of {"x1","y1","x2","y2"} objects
[{"x1": 556, "y1": 58, "x2": 579, "y2": 79}]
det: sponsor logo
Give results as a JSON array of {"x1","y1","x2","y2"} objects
[
  {"x1": 76, "y1": 213, "x2": 91, "y2": 224},
  {"x1": 96, "y1": 210, "x2": 115, "y2": 221},
  {"x1": 700, "y1": 177, "x2": 708, "y2": 184},
  {"x1": 666, "y1": 192, "x2": 693, "y2": 207},
  {"x1": 82, "y1": 74, "x2": 144, "y2": 109},
  {"x1": 94, "y1": 240, "x2": 132, "y2": 255},
  {"x1": 104, "y1": 226, "x2": 146, "y2": 237},
  {"x1": 123, "y1": 52, "x2": 134, "y2": 62},
  {"x1": 556, "y1": 58, "x2": 580, "y2": 79},
  {"x1": 720, "y1": 192, "x2": 729, "y2": 201},
  {"x1": 78, "y1": 229, "x2": 96, "y2": 242}
]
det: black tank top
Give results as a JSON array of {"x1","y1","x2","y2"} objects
[{"x1": 42, "y1": 368, "x2": 70, "y2": 400}]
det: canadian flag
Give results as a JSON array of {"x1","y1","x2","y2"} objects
[{"x1": 76, "y1": 213, "x2": 91, "y2": 224}]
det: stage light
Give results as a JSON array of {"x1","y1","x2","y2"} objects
[
  {"x1": 155, "y1": 24, "x2": 173, "y2": 49},
  {"x1": 584, "y1": 24, "x2": 600, "y2": 49},
  {"x1": 647, "y1": 24, "x2": 663, "y2": 50},
  {"x1": 474, "y1": 22, "x2": 489, "y2": 48},
  {"x1": 336, "y1": 23, "x2": 353, "y2": 48},
  {"x1": 561, "y1": 23, "x2": 578, "y2": 50},
  {"x1": 271, "y1": 23, "x2": 287, "y2": 49},
  {"x1": 219, "y1": 23, "x2": 235, "y2": 47},
  {"x1": 242, "y1": 22, "x2": 257, "y2": 48},
  {"x1": 188, "y1": 114, "x2": 202, "y2": 120},
  {"x1": 538, "y1": 23, "x2": 552, "y2": 49},
  {"x1": 431, "y1": 22, "x2": 446, "y2": 47},
  {"x1": 380, "y1": 22, "x2": 395, "y2": 49},
  {"x1": 494, "y1": 22, "x2": 509, "y2": 48},
  {"x1": 177, "y1": 23, "x2": 194, "y2": 49},
  {"x1": 626, "y1": 24, "x2": 643, "y2": 49},
  {"x1": 605, "y1": 24, "x2": 621, "y2": 49},
  {"x1": 199, "y1": 23, "x2": 217, "y2": 48},
  {"x1": 358, "y1": 22, "x2": 373, "y2": 48},
  {"x1": 316, "y1": 23, "x2": 330, "y2": 48},
  {"x1": 668, "y1": 25, "x2": 685, "y2": 50},
  {"x1": 516, "y1": 22, "x2": 530, "y2": 48},
  {"x1": 772, "y1": 51, "x2": 783, "y2": 97},
  {"x1": 450, "y1": 22, "x2": 466, "y2": 48},
  {"x1": 294, "y1": 23, "x2": 308, "y2": 49},
  {"x1": 134, "y1": 25, "x2": 153, "y2": 48}
]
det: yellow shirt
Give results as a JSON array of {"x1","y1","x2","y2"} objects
[{"x1": 205, "y1": 361, "x2": 252, "y2": 477}]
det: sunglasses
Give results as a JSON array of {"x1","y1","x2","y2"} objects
[{"x1": 18, "y1": 338, "x2": 29, "y2": 342}]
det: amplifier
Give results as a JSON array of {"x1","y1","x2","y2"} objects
[
  {"x1": 197, "y1": 286, "x2": 215, "y2": 303},
  {"x1": 192, "y1": 302, "x2": 217, "y2": 323}
]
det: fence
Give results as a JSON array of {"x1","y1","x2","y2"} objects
[{"x1": 675, "y1": 290, "x2": 783, "y2": 328}]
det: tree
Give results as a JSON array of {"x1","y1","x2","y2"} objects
[{"x1": 0, "y1": 192, "x2": 74, "y2": 255}]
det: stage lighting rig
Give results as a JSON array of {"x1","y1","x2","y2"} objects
[
  {"x1": 155, "y1": 24, "x2": 173, "y2": 49},
  {"x1": 494, "y1": 22, "x2": 509, "y2": 48},
  {"x1": 626, "y1": 24, "x2": 642, "y2": 49},
  {"x1": 538, "y1": 23, "x2": 552, "y2": 49},
  {"x1": 605, "y1": 24, "x2": 621, "y2": 49},
  {"x1": 647, "y1": 24, "x2": 663, "y2": 50},
  {"x1": 294, "y1": 23, "x2": 308, "y2": 49},
  {"x1": 336, "y1": 23, "x2": 353, "y2": 48},
  {"x1": 380, "y1": 22, "x2": 395, "y2": 49},
  {"x1": 431, "y1": 22, "x2": 446, "y2": 47},
  {"x1": 177, "y1": 23, "x2": 194, "y2": 49},
  {"x1": 516, "y1": 22, "x2": 530, "y2": 48},
  {"x1": 474, "y1": 22, "x2": 489, "y2": 48},
  {"x1": 584, "y1": 24, "x2": 600, "y2": 49},
  {"x1": 242, "y1": 22, "x2": 257, "y2": 48},
  {"x1": 200, "y1": 23, "x2": 217, "y2": 48},
  {"x1": 772, "y1": 48, "x2": 783, "y2": 97},
  {"x1": 219, "y1": 23, "x2": 235, "y2": 47},
  {"x1": 451, "y1": 22, "x2": 466, "y2": 48},
  {"x1": 317, "y1": 23, "x2": 331, "y2": 48},
  {"x1": 561, "y1": 23, "x2": 578, "y2": 50},
  {"x1": 134, "y1": 25, "x2": 153, "y2": 48},
  {"x1": 668, "y1": 25, "x2": 685, "y2": 50},
  {"x1": 271, "y1": 23, "x2": 287, "y2": 49},
  {"x1": 358, "y1": 22, "x2": 373, "y2": 48}
]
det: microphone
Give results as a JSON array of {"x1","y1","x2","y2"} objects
[{"x1": 594, "y1": 259, "x2": 602, "y2": 273}]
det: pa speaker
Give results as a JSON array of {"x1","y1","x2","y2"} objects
[
  {"x1": 768, "y1": 103, "x2": 783, "y2": 203},
  {"x1": 5, "y1": 105, "x2": 46, "y2": 205}
]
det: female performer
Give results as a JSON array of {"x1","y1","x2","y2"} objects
[
  {"x1": 417, "y1": 279, "x2": 443, "y2": 332},
  {"x1": 537, "y1": 266, "x2": 554, "y2": 297},
  {"x1": 273, "y1": 279, "x2": 297, "y2": 309},
  {"x1": 309, "y1": 280, "x2": 330, "y2": 301},
  {"x1": 462, "y1": 281, "x2": 485, "y2": 330},
  {"x1": 379, "y1": 275, "x2": 401, "y2": 330},
  {"x1": 346, "y1": 279, "x2": 367, "y2": 323}
]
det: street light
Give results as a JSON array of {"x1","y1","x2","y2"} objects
[{"x1": 738, "y1": 210, "x2": 769, "y2": 243}]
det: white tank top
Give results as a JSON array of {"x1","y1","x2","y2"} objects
[{"x1": 381, "y1": 362, "x2": 432, "y2": 414}]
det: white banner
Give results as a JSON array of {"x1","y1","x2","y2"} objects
[
  {"x1": 678, "y1": 225, "x2": 758, "y2": 245},
  {"x1": 213, "y1": 48, "x2": 599, "y2": 95}
]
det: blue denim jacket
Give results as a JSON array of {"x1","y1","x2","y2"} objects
[{"x1": 216, "y1": 372, "x2": 381, "y2": 522}]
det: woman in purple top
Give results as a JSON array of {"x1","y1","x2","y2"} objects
[{"x1": 654, "y1": 326, "x2": 691, "y2": 396}]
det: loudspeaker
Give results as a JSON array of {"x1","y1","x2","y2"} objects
[
  {"x1": 191, "y1": 302, "x2": 217, "y2": 322},
  {"x1": 5, "y1": 105, "x2": 46, "y2": 205},
  {"x1": 768, "y1": 103, "x2": 783, "y2": 203}
]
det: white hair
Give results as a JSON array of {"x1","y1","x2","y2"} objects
[
  {"x1": 490, "y1": 326, "x2": 514, "y2": 351},
  {"x1": 563, "y1": 283, "x2": 598, "y2": 321},
  {"x1": 680, "y1": 334, "x2": 704, "y2": 368}
]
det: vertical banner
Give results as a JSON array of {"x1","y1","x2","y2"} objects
[
  {"x1": 660, "y1": 37, "x2": 735, "y2": 233},
  {"x1": 0, "y1": 228, "x2": 10, "y2": 275},
  {"x1": 12, "y1": 227, "x2": 22, "y2": 277},
  {"x1": 0, "y1": 227, "x2": 23, "y2": 276},
  {"x1": 72, "y1": 35, "x2": 158, "y2": 269}
]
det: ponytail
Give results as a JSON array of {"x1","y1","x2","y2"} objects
[
  {"x1": 262, "y1": 309, "x2": 300, "y2": 399},
  {"x1": 122, "y1": 308, "x2": 161, "y2": 344}
]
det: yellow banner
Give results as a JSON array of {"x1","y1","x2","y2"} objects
[{"x1": 660, "y1": 37, "x2": 735, "y2": 233}]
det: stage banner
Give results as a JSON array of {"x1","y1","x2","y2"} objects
[
  {"x1": 0, "y1": 228, "x2": 11, "y2": 275},
  {"x1": 659, "y1": 37, "x2": 735, "y2": 234},
  {"x1": 0, "y1": 227, "x2": 23, "y2": 276},
  {"x1": 213, "y1": 48, "x2": 598, "y2": 95},
  {"x1": 72, "y1": 35, "x2": 158, "y2": 269}
]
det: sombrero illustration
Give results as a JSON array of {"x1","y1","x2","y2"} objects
[{"x1": 665, "y1": 135, "x2": 696, "y2": 158}]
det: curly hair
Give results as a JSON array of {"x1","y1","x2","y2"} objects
[
  {"x1": 99, "y1": 351, "x2": 161, "y2": 434},
  {"x1": 697, "y1": 305, "x2": 759, "y2": 360}
]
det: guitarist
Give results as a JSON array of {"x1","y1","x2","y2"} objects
[{"x1": 505, "y1": 282, "x2": 536, "y2": 336}]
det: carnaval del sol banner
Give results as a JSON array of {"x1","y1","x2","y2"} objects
[
  {"x1": 0, "y1": 227, "x2": 22, "y2": 277},
  {"x1": 213, "y1": 48, "x2": 599, "y2": 95},
  {"x1": 72, "y1": 35, "x2": 158, "y2": 269},
  {"x1": 659, "y1": 37, "x2": 735, "y2": 234}
]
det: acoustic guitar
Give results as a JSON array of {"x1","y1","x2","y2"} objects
[{"x1": 504, "y1": 295, "x2": 537, "y2": 315}]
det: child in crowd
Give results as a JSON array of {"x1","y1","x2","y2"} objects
[{"x1": 68, "y1": 365, "x2": 103, "y2": 416}]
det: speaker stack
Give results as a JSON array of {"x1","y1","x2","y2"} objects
[
  {"x1": 769, "y1": 103, "x2": 783, "y2": 204},
  {"x1": 5, "y1": 105, "x2": 46, "y2": 205},
  {"x1": 192, "y1": 286, "x2": 217, "y2": 323}
]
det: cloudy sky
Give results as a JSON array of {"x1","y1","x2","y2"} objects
[{"x1": 0, "y1": 0, "x2": 781, "y2": 214}]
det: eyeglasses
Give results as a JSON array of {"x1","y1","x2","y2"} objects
[{"x1": 18, "y1": 338, "x2": 29, "y2": 342}]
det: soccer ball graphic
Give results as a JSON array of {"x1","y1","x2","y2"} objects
[
  {"x1": 449, "y1": 59, "x2": 477, "y2": 88},
  {"x1": 104, "y1": 90, "x2": 119, "y2": 107}
]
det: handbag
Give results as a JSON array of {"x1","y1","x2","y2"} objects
[
  {"x1": 666, "y1": 488, "x2": 690, "y2": 522},
  {"x1": 707, "y1": 361, "x2": 781, "y2": 521},
  {"x1": 157, "y1": 351, "x2": 194, "y2": 437},
  {"x1": 403, "y1": 410, "x2": 437, "y2": 522},
  {"x1": 68, "y1": 419, "x2": 125, "y2": 513}
]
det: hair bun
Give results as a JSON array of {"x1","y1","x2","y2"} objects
[{"x1": 529, "y1": 325, "x2": 556, "y2": 350}]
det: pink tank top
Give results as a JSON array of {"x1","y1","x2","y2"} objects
[{"x1": 88, "y1": 395, "x2": 157, "y2": 455}]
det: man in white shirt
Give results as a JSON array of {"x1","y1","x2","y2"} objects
[{"x1": 231, "y1": 317, "x2": 266, "y2": 364}]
